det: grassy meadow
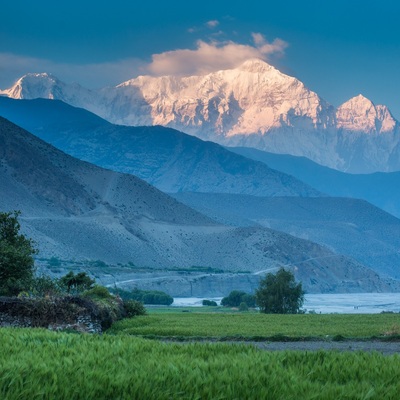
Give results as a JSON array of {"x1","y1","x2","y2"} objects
[
  {"x1": 109, "y1": 311, "x2": 400, "y2": 340},
  {"x1": 0, "y1": 328, "x2": 399, "y2": 399}
]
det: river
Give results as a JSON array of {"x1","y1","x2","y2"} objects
[{"x1": 172, "y1": 293, "x2": 400, "y2": 313}]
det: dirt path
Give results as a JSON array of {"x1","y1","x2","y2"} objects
[{"x1": 250, "y1": 341, "x2": 400, "y2": 355}]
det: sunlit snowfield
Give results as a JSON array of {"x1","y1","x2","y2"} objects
[{"x1": 173, "y1": 293, "x2": 400, "y2": 313}]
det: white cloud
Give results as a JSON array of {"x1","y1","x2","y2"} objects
[
  {"x1": 206, "y1": 20, "x2": 219, "y2": 29},
  {"x1": 251, "y1": 33, "x2": 288, "y2": 56},
  {"x1": 0, "y1": 34, "x2": 288, "y2": 88},
  {"x1": 146, "y1": 34, "x2": 288, "y2": 77}
]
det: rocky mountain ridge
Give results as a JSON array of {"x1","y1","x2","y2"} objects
[
  {"x1": 2, "y1": 116, "x2": 390, "y2": 293},
  {"x1": 230, "y1": 146, "x2": 400, "y2": 218},
  {"x1": 172, "y1": 192, "x2": 400, "y2": 279},
  {"x1": 1, "y1": 60, "x2": 400, "y2": 172},
  {"x1": 0, "y1": 97, "x2": 321, "y2": 198}
]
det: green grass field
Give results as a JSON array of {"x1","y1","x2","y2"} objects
[
  {"x1": 108, "y1": 311, "x2": 400, "y2": 340},
  {"x1": 0, "y1": 328, "x2": 399, "y2": 399}
]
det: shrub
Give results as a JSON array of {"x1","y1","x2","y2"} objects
[
  {"x1": 239, "y1": 302, "x2": 249, "y2": 312},
  {"x1": 59, "y1": 272, "x2": 95, "y2": 294},
  {"x1": 123, "y1": 300, "x2": 147, "y2": 318},
  {"x1": 202, "y1": 299, "x2": 218, "y2": 306},
  {"x1": 82, "y1": 285, "x2": 113, "y2": 300},
  {"x1": 81, "y1": 287, "x2": 125, "y2": 329},
  {"x1": 221, "y1": 291, "x2": 255, "y2": 308},
  {"x1": 241, "y1": 294, "x2": 256, "y2": 308},
  {"x1": 30, "y1": 274, "x2": 62, "y2": 298},
  {"x1": 112, "y1": 288, "x2": 173, "y2": 305}
]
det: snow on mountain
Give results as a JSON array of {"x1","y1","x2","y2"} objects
[
  {"x1": 0, "y1": 59, "x2": 336, "y2": 137},
  {"x1": 0, "y1": 73, "x2": 104, "y2": 117},
  {"x1": 2, "y1": 60, "x2": 400, "y2": 173},
  {"x1": 336, "y1": 94, "x2": 397, "y2": 134},
  {"x1": 1, "y1": 73, "x2": 59, "y2": 99},
  {"x1": 110, "y1": 58, "x2": 336, "y2": 139}
]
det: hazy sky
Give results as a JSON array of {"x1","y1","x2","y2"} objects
[{"x1": 1, "y1": 0, "x2": 400, "y2": 117}]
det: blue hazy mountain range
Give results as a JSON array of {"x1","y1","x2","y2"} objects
[
  {"x1": 172, "y1": 192, "x2": 400, "y2": 280},
  {"x1": 1, "y1": 97, "x2": 400, "y2": 284},
  {"x1": 230, "y1": 147, "x2": 400, "y2": 218},
  {"x1": 0, "y1": 97, "x2": 320, "y2": 198},
  {"x1": 2, "y1": 115, "x2": 392, "y2": 293}
]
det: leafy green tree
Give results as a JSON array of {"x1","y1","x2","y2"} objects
[
  {"x1": 31, "y1": 274, "x2": 62, "y2": 297},
  {"x1": 111, "y1": 288, "x2": 173, "y2": 305},
  {"x1": 0, "y1": 211, "x2": 37, "y2": 296},
  {"x1": 241, "y1": 293, "x2": 256, "y2": 308},
  {"x1": 255, "y1": 267, "x2": 304, "y2": 314},
  {"x1": 202, "y1": 299, "x2": 218, "y2": 306},
  {"x1": 221, "y1": 290, "x2": 256, "y2": 308},
  {"x1": 59, "y1": 271, "x2": 95, "y2": 294},
  {"x1": 123, "y1": 300, "x2": 147, "y2": 317}
]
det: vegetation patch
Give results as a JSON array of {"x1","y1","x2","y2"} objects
[
  {"x1": 0, "y1": 296, "x2": 102, "y2": 331},
  {"x1": 111, "y1": 288, "x2": 173, "y2": 305},
  {"x1": 108, "y1": 312, "x2": 400, "y2": 340},
  {"x1": 202, "y1": 299, "x2": 218, "y2": 306},
  {"x1": 221, "y1": 290, "x2": 256, "y2": 308},
  {"x1": 0, "y1": 329, "x2": 399, "y2": 399}
]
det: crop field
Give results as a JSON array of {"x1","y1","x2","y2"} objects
[
  {"x1": 0, "y1": 328, "x2": 399, "y2": 399},
  {"x1": 109, "y1": 312, "x2": 400, "y2": 339}
]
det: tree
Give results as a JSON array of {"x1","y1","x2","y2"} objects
[
  {"x1": 111, "y1": 288, "x2": 174, "y2": 305},
  {"x1": 255, "y1": 268, "x2": 304, "y2": 314},
  {"x1": 59, "y1": 271, "x2": 95, "y2": 294},
  {"x1": 221, "y1": 290, "x2": 256, "y2": 308},
  {"x1": 202, "y1": 299, "x2": 218, "y2": 306},
  {"x1": 0, "y1": 211, "x2": 37, "y2": 296}
]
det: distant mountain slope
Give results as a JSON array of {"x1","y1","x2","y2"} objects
[
  {"x1": 0, "y1": 97, "x2": 321, "y2": 197},
  {"x1": 0, "y1": 116, "x2": 395, "y2": 293},
  {"x1": 172, "y1": 193, "x2": 400, "y2": 279},
  {"x1": 230, "y1": 146, "x2": 400, "y2": 218},
  {"x1": 2, "y1": 61, "x2": 400, "y2": 173}
]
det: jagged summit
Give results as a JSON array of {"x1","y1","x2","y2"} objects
[
  {"x1": 237, "y1": 58, "x2": 276, "y2": 73},
  {"x1": 340, "y1": 94, "x2": 375, "y2": 108},
  {"x1": 337, "y1": 94, "x2": 397, "y2": 134},
  {"x1": 1, "y1": 60, "x2": 399, "y2": 172},
  {"x1": 0, "y1": 72, "x2": 60, "y2": 99}
]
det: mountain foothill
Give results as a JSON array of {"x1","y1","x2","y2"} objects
[{"x1": 1, "y1": 59, "x2": 400, "y2": 295}]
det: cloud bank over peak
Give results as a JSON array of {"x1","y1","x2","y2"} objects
[
  {"x1": 146, "y1": 34, "x2": 288, "y2": 77},
  {"x1": 0, "y1": 34, "x2": 287, "y2": 88}
]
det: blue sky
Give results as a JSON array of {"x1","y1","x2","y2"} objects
[{"x1": 1, "y1": 0, "x2": 400, "y2": 117}]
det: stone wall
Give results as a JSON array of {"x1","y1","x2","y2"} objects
[{"x1": 0, "y1": 297, "x2": 102, "y2": 333}]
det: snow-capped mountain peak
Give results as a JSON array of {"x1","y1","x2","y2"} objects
[
  {"x1": 1, "y1": 60, "x2": 400, "y2": 173},
  {"x1": 336, "y1": 94, "x2": 397, "y2": 133},
  {"x1": 237, "y1": 58, "x2": 278, "y2": 74},
  {"x1": 0, "y1": 72, "x2": 61, "y2": 99}
]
